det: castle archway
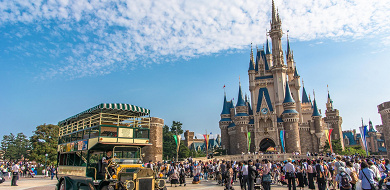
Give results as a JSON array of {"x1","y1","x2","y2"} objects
[{"x1": 259, "y1": 138, "x2": 276, "y2": 152}]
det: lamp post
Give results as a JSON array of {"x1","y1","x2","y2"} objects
[{"x1": 45, "y1": 154, "x2": 48, "y2": 177}]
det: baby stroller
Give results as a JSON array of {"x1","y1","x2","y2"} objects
[
  {"x1": 28, "y1": 169, "x2": 35, "y2": 178},
  {"x1": 0, "y1": 172, "x2": 5, "y2": 184}
]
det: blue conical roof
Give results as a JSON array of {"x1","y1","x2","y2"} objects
[
  {"x1": 266, "y1": 38, "x2": 271, "y2": 54},
  {"x1": 294, "y1": 66, "x2": 299, "y2": 77},
  {"x1": 236, "y1": 83, "x2": 246, "y2": 107},
  {"x1": 302, "y1": 86, "x2": 310, "y2": 103},
  {"x1": 249, "y1": 59, "x2": 255, "y2": 70},
  {"x1": 312, "y1": 98, "x2": 321, "y2": 117},
  {"x1": 221, "y1": 93, "x2": 230, "y2": 115},
  {"x1": 287, "y1": 37, "x2": 291, "y2": 58},
  {"x1": 283, "y1": 81, "x2": 295, "y2": 103}
]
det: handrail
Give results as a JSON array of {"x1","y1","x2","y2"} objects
[{"x1": 87, "y1": 167, "x2": 97, "y2": 180}]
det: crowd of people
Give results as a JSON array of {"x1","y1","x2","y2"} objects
[
  {"x1": 0, "y1": 161, "x2": 56, "y2": 186},
  {"x1": 146, "y1": 155, "x2": 390, "y2": 190}
]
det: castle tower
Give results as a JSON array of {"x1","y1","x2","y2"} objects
[
  {"x1": 324, "y1": 90, "x2": 344, "y2": 150},
  {"x1": 378, "y1": 101, "x2": 390, "y2": 159},
  {"x1": 312, "y1": 98, "x2": 324, "y2": 152},
  {"x1": 233, "y1": 82, "x2": 250, "y2": 154},
  {"x1": 219, "y1": 93, "x2": 232, "y2": 153},
  {"x1": 282, "y1": 80, "x2": 301, "y2": 153},
  {"x1": 142, "y1": 117, "x2": 164, "y2": 162},
  {"x1": 269, "y1": 0, "x2": 287, "y2": 116},
  {"x1": 249, "y1": 45, "x2": 256, "y2": 93},
  {"x1": 301, "y1": 85, "x2": 312, "y2": 122}
]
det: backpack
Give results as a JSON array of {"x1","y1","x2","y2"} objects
[
  {"x1": 316, "y1": 165, "x2": 323, "y2": 179},
  {"x1": 340, "y1": 172, "x2": 352, "y2": 189},
  {"x1": 350, "y1": 170, "x2": 358, "y2": 184}
]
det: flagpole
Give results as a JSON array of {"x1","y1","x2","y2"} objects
[{"x1": 176, "y1": 128, "x2": 178, "y2": 162}]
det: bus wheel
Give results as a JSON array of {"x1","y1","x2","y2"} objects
[{"x1": 59, "y1": 180, "x2": 65, "y2": 190}]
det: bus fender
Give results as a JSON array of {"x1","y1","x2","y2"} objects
[{"x1": 57, "y1": 176, "x2": 95, "y2": 190}]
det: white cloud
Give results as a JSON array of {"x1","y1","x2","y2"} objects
[{"x1": 1, "y1": 0, "x2": 389, "y2": 78}]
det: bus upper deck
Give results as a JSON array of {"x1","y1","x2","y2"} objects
[{"x1": 57, "y1": 103, "x2": 152, "y2": 150}]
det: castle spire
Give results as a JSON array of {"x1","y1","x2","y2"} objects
[
  {"x1": 326, "y1": 85, "x2": 334, "y2": 110},
  {"x1": 236, "y1": 82, "x2": 246, "y2": 107},
  {"x1": 312, "y1": 97, "x2": 321, "y2": 117},
  {"x1": 272, "y1": 0, "x2": 277, "y2": 24},
  {"x1": 266, "y1": 38, "x2": 271, "y2": 54},
  {"x1": 302, "y1": 85, "x2": 310, "y2": 103},
  {"x1": 283, "y1": 80, "x2": 295, "y2": 103},
  {"x1": 249, "y1": 43, "x2": 255, "y2": 70},
  {"x1": 221, "y1": 92, "x2": 230, "y2": 115},
  {"x1": 287, "y1": 32, "x2": 292, "y2": 59}
]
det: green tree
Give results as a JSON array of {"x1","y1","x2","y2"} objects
[
  {"x1": 178, "y1": 143, "x2": 190, "y2": 159},
  {"x1": 162, "y1": 121, "x2": 184, "y2": 160},
  {"x1": 323, "y1": 139, "x2": 343, "y2": 154},
  {"x1": 29, "y1": 124, "x2": 59, "y2": 165},
  {"x1": 342, "y1": 146, "x2": 366, "y2": 156},
  {"x1": 1, "y1": 133, "x2": 30, "y2": 161}
]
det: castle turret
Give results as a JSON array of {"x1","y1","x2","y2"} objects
[
  {"x1": 219, "y1": 93, "x2": 231, "y2": 153},
  {"x1": 282, "y1": 80, "x2": 301, "y2": 153},
  {"x1": 324, "y1": 90, "x2": 344, "y2": 150},
  {"x1": 234, "y1": 82, "x2": 250, "y2": 154},
  {"x1": 286, "y1": 35, "x2": 294, "y2": 80},
  {"x1": 265, "y1": 38, "x2": 272, "y2": 67},
  {"x1": 312, "y1": 97, "x2": 324, "y2": 152}
]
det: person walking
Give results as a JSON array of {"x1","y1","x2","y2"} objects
[
  {"x1": 296, "y1": 161, "x2": 305, "y2": 190},
  {"x1": 359, "y1": 161, "x2": 376, "y2": 190},
  {"x1": 241, "y1": 161, "x2": 248, "y2": 190},
  {"x1": 316, "y1": 160, "x2": 326, "y2": 190},
  {"x1": 179, "y1": 164, "x2": 186, "y2": 186},
  {"x1": 335, "y1": 167, "x2": 352, "y2": 190},
  {"x1": 307, "y1": 160, "x2": 316, "y2": 190},
  {"x1": 285, "y1": 158, "x2": 296, "y2": 190},
  {"x1": 248, "y1": 160, "x2": 258, "y2": 190},
  {"x1": 11, "y1": 162, "x2": 20, "y2": 186}
]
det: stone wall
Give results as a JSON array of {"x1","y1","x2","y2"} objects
[
  {"x1": 142, "y1": 117, "x2": 164, "y2": 162},
  {"x1": 378, "y1": 101, "x2": 390, "y2": 158}
]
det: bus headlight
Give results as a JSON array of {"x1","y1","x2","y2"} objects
[
  {"x1": 157, "y1": 179, "x2": 165, "y2": 188},
  {"x1": 125, "y1": 180, "x2": 135, "y2": 190}
]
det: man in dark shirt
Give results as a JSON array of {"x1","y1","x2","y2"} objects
[
  {"x1": 220, "y1": 161, "x2": 226, "y2": 186},
  {"x1": 248, "y1": 160, "x2": 257, "y2": 190}
]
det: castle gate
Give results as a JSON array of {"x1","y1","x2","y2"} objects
[{"x1": 259, "y1": 138, "x2": 276, "y2": 152}]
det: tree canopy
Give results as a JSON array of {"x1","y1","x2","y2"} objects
[
  {"x1": 162, "y1": 121, "x2": 184, "y2": 160},
  {"x1": 29, "y1": 124, "x2": 59, "y2": 165},
  {"x1": 1, "y1": 133, "x2": 30, "y2": 161}
]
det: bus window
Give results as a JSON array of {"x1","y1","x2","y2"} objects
[
  {"x1": 76, "y1": 131, "x2": 83, "y2": 141},
  {"x1": 134, "y1": 128, "x2": 149, "y2": 139},
  {"x1": 100, "y1": 127, "x2": 117, "y2": 137},
  {"x1": 89, "y1": 127, "x2": 99, "y2": 138}
]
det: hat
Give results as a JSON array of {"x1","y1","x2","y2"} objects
[{"x1": 287, "y1": 158, "x2": 292, "y2": 162}]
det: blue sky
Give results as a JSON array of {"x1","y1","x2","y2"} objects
[{"x1": 1, "y1": 0, "x2": 390, "y2": 139}]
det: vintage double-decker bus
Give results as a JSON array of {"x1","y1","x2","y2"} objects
[{"x1": 56, "y1": 103, "x2": 166, "y2": 190}]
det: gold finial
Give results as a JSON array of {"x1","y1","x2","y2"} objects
[
  {"x1": 302, "y1": 79, "x2": 304, "y2": 87},
  {"x1": 313, "y1": 89, "x2": 316, "y2": 99}
]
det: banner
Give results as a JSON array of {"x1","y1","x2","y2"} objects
[
  {"x1": 177, "y1": 135, "x2": 181, "y2": 152},
  {"x1": 280, "y1": 130, "x2": 285, "y2": 153},
  {"x1": 328, "y1": 129, "x2": 333, "y2": 153},
  {"x1": 247, "y1": 132, "x2": 251, "y2": 152},
  {"x1": 359, "y1": 125, "x2": 369, "y2": 156},
  {"x1": 203, "y1": 134, "x2": 210, "y2": 151}
]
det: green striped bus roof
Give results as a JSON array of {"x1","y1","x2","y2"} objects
[{"x1": 58, "y1": 103, "x2": 150, "y2": 125}]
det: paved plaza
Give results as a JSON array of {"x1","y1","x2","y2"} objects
[
  {"x1": 0, "y1": 176, "x2": 57, "y2": 190},
  {"x1": 0, "y1": 176, "x2": 292, "y2": 190}
]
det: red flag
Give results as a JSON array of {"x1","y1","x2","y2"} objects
[
  {"x1": 328, "y1": 129, "x2": 333, "y2": 153},
  {"x1": 223, "y1": 85, "x2": 225, "y2": 88}
]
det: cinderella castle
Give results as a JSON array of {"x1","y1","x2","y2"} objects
[{"x1": 219, "y1": 1, "x2": 344, "y2": 155}]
